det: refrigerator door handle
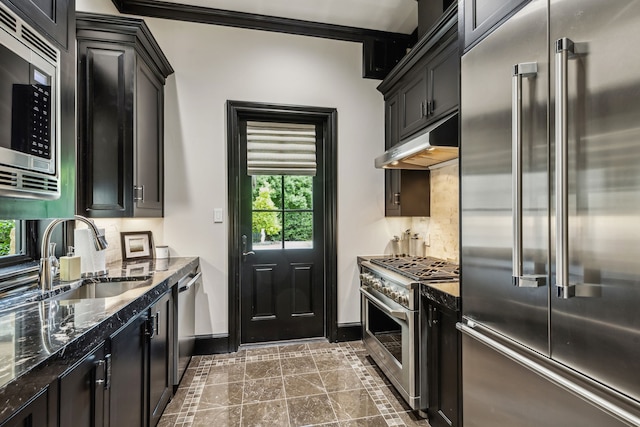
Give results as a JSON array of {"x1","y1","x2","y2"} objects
[
  {"x1": 555, "y1": 38, "x2": 599, "y2": 299},
  {"x1": 555, "y1": 38, "x2": 575, "y2": 298},
  {"x1": 511, "y1": 62, "x2": 545, "y2": 288}
]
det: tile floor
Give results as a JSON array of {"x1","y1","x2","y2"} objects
[{"x1": 158, "y1": 340, "x2": 431, "y2": 427}]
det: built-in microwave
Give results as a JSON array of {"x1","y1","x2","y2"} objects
[{"x1": 0, "y1": 2, "x2": 59, "y2": 200}]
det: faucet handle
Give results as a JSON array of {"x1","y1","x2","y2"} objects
[
  {"x1": 48, "y1": 242, "x2": 57, "y2": 259},
  {"x1": 48, "y1": 242, "x2": 59, "y2": 277}
]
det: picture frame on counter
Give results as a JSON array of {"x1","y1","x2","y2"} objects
[{"x1": 121, "y1": 231, "x2": 154, "y2": 261}]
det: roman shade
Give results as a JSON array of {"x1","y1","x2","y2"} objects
[{"x1": 246, "y1": 121, "x2": 317, "y2": 176}]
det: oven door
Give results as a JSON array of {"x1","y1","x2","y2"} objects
[{"x1": 360, "y1": 287, "x2": 420, "y2": 408}]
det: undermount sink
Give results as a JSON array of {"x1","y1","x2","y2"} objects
[{"x1": 53, "y1": 277, "x2": 152, "y2": 300}]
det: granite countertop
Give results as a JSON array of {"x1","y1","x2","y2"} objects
[{"x1": 0, "y1": 256, "x2": 199, "y2": 423}]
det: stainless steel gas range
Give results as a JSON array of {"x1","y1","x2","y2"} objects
[{"x1": 359, "y1": 256, "x2": 459, "y2": 411}]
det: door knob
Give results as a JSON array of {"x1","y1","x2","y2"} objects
[{"x1": 242, "y1": 235, "x2": 255, "y2": 257}]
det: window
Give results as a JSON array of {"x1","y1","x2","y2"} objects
[
  {"x1": 0, "y1": 220, "x2": 22, "y2": 257},
  {"x1": 251, "y1": 175, "x2": 313, "y2": 250},
  {"x1": 0, "y1": 219, "x2": 34, "y2": 268}
]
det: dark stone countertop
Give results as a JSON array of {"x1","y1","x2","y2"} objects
[{"x1": 0, "y1": 256, "x2": 199, "y2": 423}]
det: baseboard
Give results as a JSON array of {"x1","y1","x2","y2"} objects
[
  {"x1": 194, "y1": 334, "x2": 231, "y2": 355},
  {"x1": 194, "y1": 324, "x2": 361, "y2": 355},
  {"x1": 336, "y1": 322, "x2": 362, "y2": 342}
]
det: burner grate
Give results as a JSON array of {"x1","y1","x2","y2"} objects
[{"x1": 370, "y1": 256, "x2": 459, "y2": 281}]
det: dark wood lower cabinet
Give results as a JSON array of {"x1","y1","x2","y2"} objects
[
  {"x1": 424, "y1": 301, "x2": 461, "y2": 427},
  {"x1": 0, "y1": 388, "x2": 50, "y2": 427},
  {"x1": 51, "y1": 289, "x2": 173, "y2": 427},
  {"x1": 109, "y1": 313, "x2": 147, "y2": 427},
  {"x1": 109, "y1": 290, "x2": 173, "y2": 427},
  {"x1": 58, "y1": 344, "x2": 106, "y2": 427},
  {"x1": 148, "y1": 292, "x2": 173, "y2": 427}
]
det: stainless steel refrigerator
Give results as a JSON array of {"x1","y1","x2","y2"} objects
[{"x1": 459, "y1": 0, "x2": 640, "y2": 425}]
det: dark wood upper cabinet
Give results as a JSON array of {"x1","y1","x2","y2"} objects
[
  {"x1": 385, "y1": 169, "x2": 431, "y2": 217},
  {"x1": 76, "y1": 13, "x2": 173, "y2": 218},
  {"x1": 428, "y1": 40, "x2": 458, "y2": 119},
  {"x1": 399, "y1": 66, "x2": 430, "y2": 138},
  {"x1": 460, "y1": 0, "x2": 531, "y2": 52},
  {"x1": 378, "y1": 4, "x2": 458, "y2": 218},
  {"x1": 398, "y1": 33, "x2": 459, "y2": 140},
  {"x1": 2, "y1": 0, "x2": 70, "y2": 49}
]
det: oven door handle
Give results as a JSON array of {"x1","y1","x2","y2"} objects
[{"x1": 360, "y1": 288, "x2": 407, "y2": 321}]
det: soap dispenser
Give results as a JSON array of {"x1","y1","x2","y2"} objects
[{"x1": 59, "y1": 246, "x2": 82, "y2": 281}]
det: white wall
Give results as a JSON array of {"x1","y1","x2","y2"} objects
[{"x1": 76, "y1": 1, "x2": 402, "y2": 335}]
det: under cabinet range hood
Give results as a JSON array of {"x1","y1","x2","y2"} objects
[{"x1": 375, "y1": 112, "x2": 458, "y2": 170}]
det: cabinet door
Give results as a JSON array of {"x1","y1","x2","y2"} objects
[
  {"x1": 385, "y1": 93, "x2": 400, "y2": 150},
  {"x1": 462, "y1": 0, "x2": 531, "y2": 51},
  {"x1": 4, "y1": 0, "x2": 70, "y2": 48},
  {"x1": 0, "y1": 388, "x2": 49, "y2": 427},
  {"x1": 77, "y1": 41, "x2": 135, "y2": 217},
  {"x1": 399, "y1": 66, "x2": 428, "y2": 138},
  {"x1": 428, "y1": 41, "x2": 459, "y2": 119},
  {"x1": 148, "y1": 292, "x2": 173, "y2": 427},
  {"x1": 134, "y1": 60, "x2": 164, "y2": 217},
  {"x1": 108, "y1": 314, "x2": 146, "y2": 427},
  {"x1": 385, "y1": 170, "x2": 431, "y2": 217},
  {"x1": 384, "y1": 93, "x2": 402, "y2": 217},
  {"x1": 385, "y1": 170, "x2": 402, "y2": 216},
  {"x1": 427, "y1": 304, "x2": 460, "y2": 427},
  {"x1": 58, "y1": 344, "x2": 106, "y2": 427}
]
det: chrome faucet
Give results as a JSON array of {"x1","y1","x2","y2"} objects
[{"x1": 39, "y1": 215, "x2": 108, "y2": 292}]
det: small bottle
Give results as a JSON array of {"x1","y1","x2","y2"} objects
[{"x1": 59, "y1": 246, "x2": 82, "y2": 281}]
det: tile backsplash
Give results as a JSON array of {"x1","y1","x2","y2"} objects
[
  {"x1": 383, "y1": 162, "x2": 459, "y2": 263},
  {"x1": 423, "y1": 162, "x2": 459, "y2": 263}
]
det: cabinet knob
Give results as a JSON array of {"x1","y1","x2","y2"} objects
[{"x1": 393, "y1": 193, "x2": 400, "y2": 205}]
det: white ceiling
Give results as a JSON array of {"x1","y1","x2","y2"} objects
[{"x1": 169, "y1": 0, "x2": 418, "y2": 34}]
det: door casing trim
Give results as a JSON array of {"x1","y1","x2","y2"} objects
[{"x1": 226, "y1": 100, "x2": 338, "y2": 352}]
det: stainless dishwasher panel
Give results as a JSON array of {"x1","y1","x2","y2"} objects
[{"x1": 174, "y1": 270, "x2": 201, "y2": 387}]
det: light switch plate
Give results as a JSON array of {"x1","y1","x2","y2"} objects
[{"x1": 214, "y1": 208, "x2": 223, "y2": 223}]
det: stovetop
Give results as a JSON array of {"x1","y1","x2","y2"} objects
[{"x1": 369, "y1": 256, "x2": 459, "y2": 281}]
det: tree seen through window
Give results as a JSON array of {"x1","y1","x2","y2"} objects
[{"x1": 251, "y1": 175, "x2": 313, "y2": 249}]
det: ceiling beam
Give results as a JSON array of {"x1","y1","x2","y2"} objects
[{"x1": 111, "y1": 0, "x2": 415, "y2": 45}]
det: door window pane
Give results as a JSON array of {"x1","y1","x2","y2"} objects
[
  {"x1": 252, "y1": 211, "x2": 282, "y2": 250},
  {"x1": 252, "y1": 176, "x2": 282, "y2": 209},
  {"x1": 251, "y1": 175, "x2": 313, "y2": 250},
  {"x1": 284, "y1": 212, "x2": 313, "y2": 249},
  {"x1": 284, "y1": 176, "x2": 313, "y2": 209}
]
